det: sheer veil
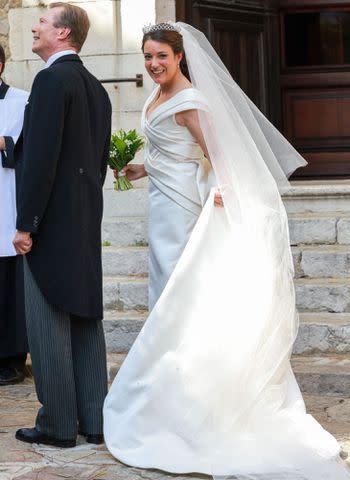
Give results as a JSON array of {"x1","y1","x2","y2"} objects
[
  {"x1": 169, "y1": 21, "x2": 350, "y2": 480},
  {"x1": 174, "y1": 22, "x2": 306, "y2": 214}
]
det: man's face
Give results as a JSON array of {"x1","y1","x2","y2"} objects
[
  {"x1": 31, "y1": 8, "x2": 64, "y2": 61},
  {"x1": 0, "y1": 62, "x2": 3, "y2": 77}
]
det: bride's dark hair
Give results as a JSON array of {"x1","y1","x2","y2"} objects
[{"x1": 142, "y1": 26, "x2": 191, "y2": 82}]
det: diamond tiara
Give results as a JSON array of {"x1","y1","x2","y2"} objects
[{"x1": 142, "y1": 22, "x2": 181, "y2": 35}]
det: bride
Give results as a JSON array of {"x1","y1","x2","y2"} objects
[{"x1": 103, "y1": 22, "x2": 350, "y2": 479}]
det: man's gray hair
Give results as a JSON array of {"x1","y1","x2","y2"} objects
[{"x1": 49, "y1": 2, "x2": 90, "y2": 52}]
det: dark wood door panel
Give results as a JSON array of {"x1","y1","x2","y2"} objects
[
  {"x1": 177, "y1": 0, "x2": 281, "y2": 124},
  {"x1": 283, "y1": 87, "x2": 350, "y2": 178},
  {"x1": 294, "y1": 152, "x2": 350, "y2": 178},
  {"x1": 283, "y1": 88, "x2": 350, "y2": 147},
  {"x1": 208, "y1": 18, "x2": 266, "y2": 108},
  {"x1": 280, "y1": 3, "x2": 350, "y2": 178},
  {"x1": 178, "y1": 1, "x2": 350, "y2": 178}
]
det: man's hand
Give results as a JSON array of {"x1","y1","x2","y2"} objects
[
  {"x1": 0, "y1": 136, "x2": 5, "y2": 151},
  {"x1": 13, "y1": 231, "x2": 32, "y2": 255}
]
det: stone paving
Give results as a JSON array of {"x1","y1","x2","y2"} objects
[{"x1": 0, "y1": 378, "x2": 350, "y2": 480}]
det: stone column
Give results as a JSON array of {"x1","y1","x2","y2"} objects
[{"x1": 156, "y1": 0, "x2": 175, "y2": 23}]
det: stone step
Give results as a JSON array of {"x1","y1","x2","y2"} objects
[
  {"x1": 107, "y1": 352, "x2": 127, "y2": 382},
  {"x1": 103, "y1": 183, "x2": 350, "y2": 218},
  {"x1": 288, "y1": 212, "x2": 340, "y2": 245},
  {"x1": 283, "y1": 181, "x2": 350, "y2": 214},
  {"x1": 103, "y1": 310, "x2": 147, "y2": 352},
  {"x1": 289, "y1": 213, "x2": 336, "y2": 246},
  {"x1": 295, "y1": 278, "x2": 350, "y2": 313},
  {"x1": 102, "y1": 211, "x2": 350, "y2": 248},
  {"x1": 102, "y1": 212, "x2": 350, "y2": 246},
  {"x1": 103, "y1": 276, "x2": 148, "y2": 310},
  {"x1": 102, "y1": 244, "x2": 350, "y2": 278},
  {"x1": 103, "y1": 308, "x2": 350, "y2": 356},
  {"x1": 107, "y1": 352, "x2": 350, "y2": 396},
  {"x1": 294, "y1": 313, "x2": 350, "y2": 354},
  {"x1": 103, "y1": 276, "x2": 350, "y2": 313},
  {"x1": 103, "y1": 188, "x2": 148, "y2": 218},
  {"x1": 293, "y1": 245, "x2": 350, "y2": 278},
  {"x1": 102, "y1": 246, "x2": 148, "y2": 276},
  {"x1": 102, "y1": 217, "x2": 148, "y2": 247},
  {"x1": 292, "y1": 354, "x2": 350, "y2": 396},
  {"x1": 303, "y1": 394, "x2": 350, "y2": 437}
]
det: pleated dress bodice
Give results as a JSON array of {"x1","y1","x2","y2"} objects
[
  {"x1": 142, "y1": 87, "x2": 212, "y2": 215},
  {"x1": 141, "y1": 88, "x2": 214, "y2": 309}
]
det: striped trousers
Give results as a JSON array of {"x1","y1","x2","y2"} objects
[{"x1": 23, "y1": 257, "x2": 108, "y2": 440}]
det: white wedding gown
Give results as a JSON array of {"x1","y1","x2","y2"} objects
[
  {"x1": 103, "y1": 88, "x2": 350, "y2": 479},
  {"x1": 144, "y1": 88, "x2": 213, "y2": 310}
]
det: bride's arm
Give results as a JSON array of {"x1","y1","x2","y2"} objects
[
  {"x1": 175, "y1": 109, "x2": 223, "y2": 207},
  {"x1": 176, "y1": 109, "x2": 210, "y2": 160}
]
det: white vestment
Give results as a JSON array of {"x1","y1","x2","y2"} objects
[{"x1": 0, "y1": 86, "x2": 28, "y2": 257}]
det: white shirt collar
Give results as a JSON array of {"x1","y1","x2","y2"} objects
[{"x1": 45, "y1": 50, "x2": 77, "y2": 68}]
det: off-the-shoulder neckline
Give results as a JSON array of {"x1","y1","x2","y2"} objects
[{"x1": 146, "y1": 86, "x2": 196, "y2": 121}]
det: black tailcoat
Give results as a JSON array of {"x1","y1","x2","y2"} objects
[{"x1": 15, "y1": 55, "x2": 112, "y2": 319}]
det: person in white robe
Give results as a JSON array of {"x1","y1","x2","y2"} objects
[{"x1": 0, "y1": 43, "x2": 29, "y2": 385}]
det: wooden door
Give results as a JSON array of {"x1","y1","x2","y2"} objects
[
  {"x1": 280, "y1": 1, "x2": 350, "y2": 178},
  {"x1": 177, "y1": 0, "x2": 281, "y2": 126},
  {"x1": 178, "y1": 0, "x2": 350, "y2": 179}
]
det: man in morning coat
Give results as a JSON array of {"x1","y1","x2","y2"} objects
[{"x1": 13, "y1": 3, "x2": 111, "y2": 448}]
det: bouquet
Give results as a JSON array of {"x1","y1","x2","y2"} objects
[{"x1": 108, "y1": 129, "x2": 145, "y2": 190}]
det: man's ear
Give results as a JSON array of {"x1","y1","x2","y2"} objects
[
  {"x1": 57, "y1": 26, "x2": 71, "y2": 42},
  {"x1": 0, "y1": 62, "x2": 3, "y2": 76}
]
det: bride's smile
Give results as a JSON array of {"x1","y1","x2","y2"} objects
[{"x1": 143, "y1": 40, "x2": 182, "y2": 86}]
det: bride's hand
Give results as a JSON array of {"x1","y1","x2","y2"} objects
[
  {"x1": 214, "y1": 191, "x2": 224, "y2": 207},
  {"x1": 115, "y1": 164, "x2": 147, "y2": 181}
]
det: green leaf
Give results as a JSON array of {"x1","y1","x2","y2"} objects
[{"x1": 108, "y1": 129, "x2": 145, "y2": 171}]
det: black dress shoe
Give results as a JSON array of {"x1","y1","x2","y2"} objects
[
  {"x1": 78, "y1": 429, "x2": 104, "y2": 445},
  {"x1": 0, "y1": 367, "x2": 25, "y2": 386},
  {"x1": 16, "y1": 428, "x2": 76, "y2": 448}
]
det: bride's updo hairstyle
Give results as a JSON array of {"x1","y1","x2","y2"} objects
[{"x1": 142, "y1": 23, "x2": 191, "y2": 81}]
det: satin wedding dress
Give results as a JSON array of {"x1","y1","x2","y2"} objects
[
  {"x1": 143, "y1": 88, "x2": 213, "y2": 310},
  {"x1": 104, "y1": 22, "x2": 350, "y2": 480}
]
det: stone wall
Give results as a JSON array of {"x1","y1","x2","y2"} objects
[
  {"x1": 0, "y1": 0, "x2": 21, "y2": 58},
  {"x1": 156, "y1": 0, "x2": 175, "y2": 22},
  {"x1": 3, "y1": 0, "x2": 176, "y2": 208}
]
